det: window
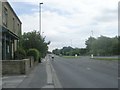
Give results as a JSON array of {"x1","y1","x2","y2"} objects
[
  {"x1": 3, "y1": 7, "x2": 8, "y2": 27},
  {"x1": 13, "y1": 18, "x2": 15, "y2": 32},
  {"x1": 18, "y1": 23, "x2": 19, "y2": 30},
  {"x1": 17, "y1": 23, "x2": 19, "y2": 35},
  {"x1": 7, "y1": 45, "x2": 9, "y2": 53}
]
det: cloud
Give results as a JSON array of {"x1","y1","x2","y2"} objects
[
  {"x1": 9, "y1": 0, "x2": 119, "y2": 51},
  {"x1": 8, "y1": 2, "x2": 39, "y2": 15},
  {"x1": 94, "y1": 8, "x2": 117, "y2": 23},
  {"x1": 20, "y1": 13, "x2": 39, "y2": 33}
]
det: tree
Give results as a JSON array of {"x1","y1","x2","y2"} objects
[
  {"x1": 79, "y1": 48, "x2": 87, "y2": 55},
  {"x1": 20, "y1": 30, "x2": 50, "y2": 58},
  {"x1": 85, "y1": 35, "x2": 119, "y2": 56},
  {"x1": 53, "y1": 35, "x2": 119, "y2": 56},
  {"x1": 85, "y1": 36, "x2": 96, "y2": 54},
  {"x1": 53, "y1": 49, "x2": 60, "y2": 55}
]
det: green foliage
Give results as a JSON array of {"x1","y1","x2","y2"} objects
[
  {"x1": 85, "y1": 36, "x2": 96, "y2": 54},
  {"x1": 53, "y1": 35, "x2": 119, "y2": 56},
  {"x1": 118, "y1": 36, "x2": 120, "y2": 55},
  {"x1": 19, "y1": 30, "x2": 50, "y2": 58},
  {"x1": 52, "y1": 49, "x2": 60, "y2": 55},
  {"x1": 14, "y1": 48, "x2": 26, "y2": 60},
  {"x1": 27, "y1": 48, "x2": 40, "y2": 62},
  {"x1": 85, "y1": 36, "x2": 119, "y2": 56},
  {"x1": 52, "y1": 46, "x2": 87, "y2": 56},
  {"x1": 63, "y1": 56, "x2": 80, "y2": 58}
]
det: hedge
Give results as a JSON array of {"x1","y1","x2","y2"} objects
[
  {"x1": 14, "y1": 48, "x2": 26, "y2": 60},
  {"x1": 27, "y1": 48, "x2": 40, "y2": 62}
]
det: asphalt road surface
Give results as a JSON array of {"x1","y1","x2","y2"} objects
[{"x1": 51, "y1": 56, "x2": 118, "y2": 88}]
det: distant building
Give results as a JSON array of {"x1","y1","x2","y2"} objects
[{"x1": 0, "y1": 1, "x2": 22, "y2": 60}]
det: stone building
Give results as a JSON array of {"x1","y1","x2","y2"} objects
[{"x1": 0, "y1": 1, "x2": 22, "y2": 60}]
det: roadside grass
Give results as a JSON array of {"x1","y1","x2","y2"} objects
[
  {"x1": 62, "y1": 56, "x2": 80, "y2": 58},
  {"x1": 93, "y1": 58, "x2": 120, "y2": 61}
]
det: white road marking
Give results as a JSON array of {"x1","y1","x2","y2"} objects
[
  {"x1": 42, "y1": 85, "x2": 54, "y2": 88},
  {"x1": 2, "y1": 77, "x2": 9, "y2": 79},
  {"x1": 87, "y1": 67, "x2": 91, "y2": 70},
  {"x1": 2, "y1": 75, "x2": 26, "y2": 80}
]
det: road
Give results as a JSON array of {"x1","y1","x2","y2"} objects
[
  {"x1": 3, "y1": 55, "x2": 118, "y2": 88},
  {"x1": 50, "y1": 55, "x2": 118, "y2": 88}
]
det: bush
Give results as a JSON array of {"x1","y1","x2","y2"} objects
[
  {"x1": 14, "y1": 48, "x2": 26, "y2": 60},
  {"x1": 27, "y1": 48, "x2": 40, "y2": 62}
]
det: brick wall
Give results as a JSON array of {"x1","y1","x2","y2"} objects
[{"x1": 2, "y1": 59, "x2": 34, "y2": 75}]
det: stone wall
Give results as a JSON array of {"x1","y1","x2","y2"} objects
[{"x1": 2, "y1": 58, "x2": 34, "y2": 75}]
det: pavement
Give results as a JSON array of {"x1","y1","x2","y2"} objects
[
  {"x1": 2, "y1": 58, "x2": 47, "y2": 88},
  {"x1": 2, "y1": 75, "x2": 27, "y2": 88},
  {"x1": 1, "y1": 55, "x2": 61, "y2": 89},
  {"x1": 0, "y1": 79, "x2": 2, "y2": 90}
]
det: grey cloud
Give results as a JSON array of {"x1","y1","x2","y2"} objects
[
  {"x1": 94, "y1": 8, "x2": 117, "y2": 23},
  {"x1": 43, "y1": 5, "x2": 73, "y2": 17},
  {"x1": 103, "y1": 9, "x2": 117, "y2": 14}
]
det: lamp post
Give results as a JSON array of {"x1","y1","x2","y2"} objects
[
  {"x1": 42, "y1": 32, "x2": 44, "y2": 37},
  {"x1": 39, "y1": 3, "x2": 43, "y2": 35}
]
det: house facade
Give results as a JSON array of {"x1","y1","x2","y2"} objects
[
  {"x1": 0, "y1": 1, "x2": 2, "y2": 60},
  {"x1": 0, "y1": 1, "x2": 22, "y2": 60}
]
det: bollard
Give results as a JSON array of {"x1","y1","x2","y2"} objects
[{"x1": 91, "y1": 54, "x2": 93, "y2": 58}]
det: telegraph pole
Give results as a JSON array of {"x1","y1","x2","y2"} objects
[{"x1": 39, "y1": 3, "x2": 43, "y2": 35}]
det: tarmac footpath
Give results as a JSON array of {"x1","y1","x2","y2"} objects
[
  {"x1": 2, "y1": 55, "x2": 62, "y2": 89},
  {"x1": 2, "y1": 59, "x2": 47, "y2": 88}
]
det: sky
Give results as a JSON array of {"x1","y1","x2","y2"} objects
[{"x1": 8, "y1": 0, "x2": 119, "y2": 51}]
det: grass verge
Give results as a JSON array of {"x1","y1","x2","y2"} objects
[
  {"x1": 93, "y1": 58, "x2": 120, "y2": 61},
  {"x1": 62, "y1": 56, "x2": 80, "y2": 58}
]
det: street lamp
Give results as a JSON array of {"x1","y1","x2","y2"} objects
[
  {"x1": 39, "y1": 3, "x2": 43, "y2": 35},
  {"x1": 42, "y1": 32, "x2": 44, "y2": 37}
]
